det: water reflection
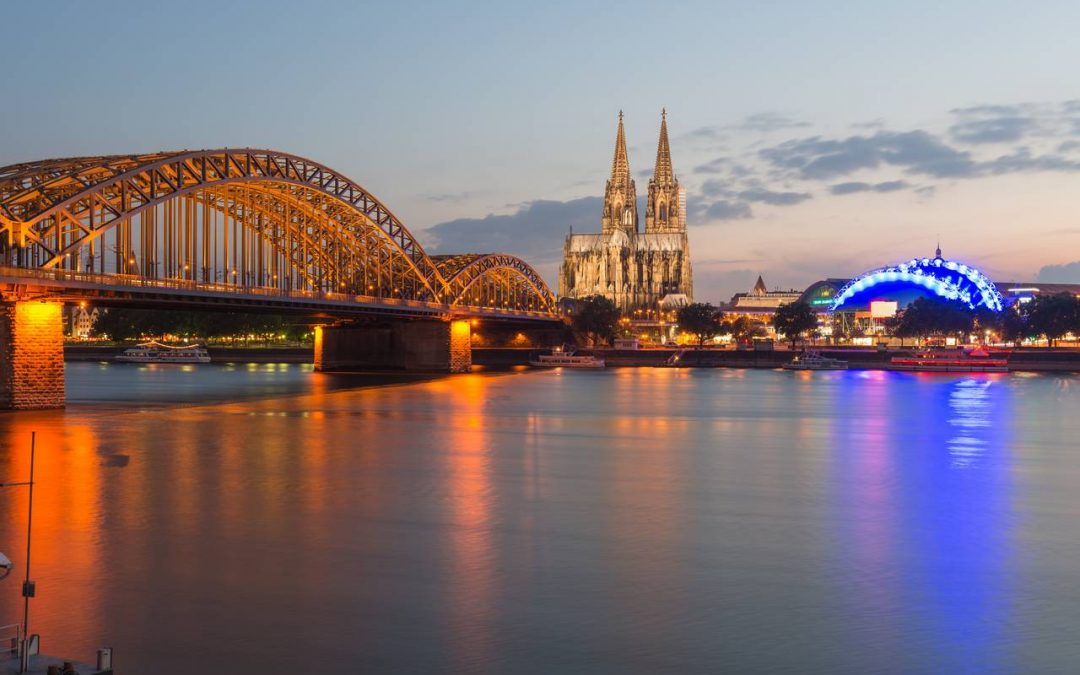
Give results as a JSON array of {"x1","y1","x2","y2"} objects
[
  {"x1": 0, "y1": 367, "x2": 1074, "y2": 673},
  {"x1": 947, "y1": 379, "x2": 995, "y2": 468}
]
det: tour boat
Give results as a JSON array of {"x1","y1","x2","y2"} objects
[
  {"x1": 783, "y1": 351, "x2": 849, "y2": 370},
  {"x1": 528, "y1": 347, "x2": 605, "y2": 369},
  {"x1": 115, "y1": 341, "x2": 211, "y2": 364},
  {"x1": 890, "y1": 346, "x2": 1008, "y2": 373}
]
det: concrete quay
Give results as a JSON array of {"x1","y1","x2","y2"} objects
[{"x1": 473, "y1": 347, "x2": 1080, "y2": 373}]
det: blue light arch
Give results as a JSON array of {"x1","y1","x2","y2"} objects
[{"x1": 831, "y1": 254, "x2": 1004, "y2": 313}]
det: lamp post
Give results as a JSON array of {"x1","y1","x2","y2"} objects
[{"x1": 1, "y1": 432, "x2": 36, "y2": 673}]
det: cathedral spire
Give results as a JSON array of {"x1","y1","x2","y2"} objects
[
  {"x1": 602, "y1": 111, "x2": 638, "y2": 235},
  {"x1": 610, "y1": 110, "x2": 631, "y2": 188},
  {"x1": 645, "y1": 109, "x2": 684, "y2": 234},
  {"x1": 653, "y1": 108, "x2": 674, "y2": 185}
]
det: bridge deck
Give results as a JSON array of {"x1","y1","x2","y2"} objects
[{"x1": 0, "y1": 267, "x2": 560, "y2": 323}]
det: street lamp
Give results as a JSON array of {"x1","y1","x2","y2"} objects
[{"x1": 0, "y1": 432, "x2": 36, "y2": 673}]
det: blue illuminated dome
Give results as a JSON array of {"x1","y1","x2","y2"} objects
[{"x1": 830, "y1": 248, "x2": 1004, "y2": 313}]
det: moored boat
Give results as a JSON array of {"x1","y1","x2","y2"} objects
[
  {"x1": 115, "y1": 341, "x2": 211, "y2": 364},
  {"x1": 891, "y1": 346, "x2": 1008, "y2": 372},
  {"x1": 528, "y1": 346, "x2": 605, "y2": 369},
  {"x1": 783, "y1": 351, "x2": 848, "y2": 370}
]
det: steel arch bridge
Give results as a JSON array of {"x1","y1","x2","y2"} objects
[{"x1": 0, "y1": 149, "x2": 556, "y2": 318}]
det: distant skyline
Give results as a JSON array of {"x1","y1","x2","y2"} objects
[{"x1": 3, "y1": 0, "x2": 1079, "y2": 300}]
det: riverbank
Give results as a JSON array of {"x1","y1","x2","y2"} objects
[
  {"x1": 473, "y1": 347, "x2": 1080, "y2": 372},
  {"x1": 66, "y1": 345, "x2": 1080, "y2": 372},
  {"x1": 65, "y1": 344, "x2": 313, "y2": 363}
]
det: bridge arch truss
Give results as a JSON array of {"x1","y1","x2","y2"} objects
[{"x1": 0, "y1": 149, "x2": 556, "y2": 314}]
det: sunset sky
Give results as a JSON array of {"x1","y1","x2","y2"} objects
[{"x1": 3, "y1": 0, "x2": 1078, "y2": 300}]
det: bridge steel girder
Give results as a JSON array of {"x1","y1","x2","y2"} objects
[{"x1": 0, "y1": 149, "x2": 558, "y2": 317}]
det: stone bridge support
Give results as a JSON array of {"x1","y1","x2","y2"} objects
[
  {"x1": 315, "y1": 319, "x2": 471, "y2": 373},
  {"x1": 0, "y1": 301, "x2": 65, "y2": 409}
]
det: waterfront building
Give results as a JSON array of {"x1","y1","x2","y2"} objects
[
  {"x1": 67, "y1": 304, "x2": 99, "y2": 339},
  {"x1": 727, "y1": 275, "x2": 803, "y2": 315},
  {"x1": 559, "y1": 111, "x2": 694, "y2": 313}
]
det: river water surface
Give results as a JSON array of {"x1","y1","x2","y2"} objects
[{"x1": 0, "y1": 363, "x2": 1079, "y2": 673}]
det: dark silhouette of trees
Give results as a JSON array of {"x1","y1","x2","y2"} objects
[
  {"x1": 722, "y1": 316, "x2": 768, "y2": 343},
  {"x1": 892, "y1": 297, "x2": 974, "y2": 340},
  {"x1": 1025, "y1": 293, "x2": 1080, "y2": 347},
  {"x1": 676, "y1": 302, "x2": 725, "y2": 347},
  {"x1": 570, "y1": 295, "x2": 621, "y2": 346},
  {"x1": 772, "y1": 301, "x2": 819, "y2": 348},
  {"x1": 997, "y1": 306, "x2": 1031, "y2": 346},
  {"x1": 92, "y1": 308, "x2": 311, "y2": 343}
]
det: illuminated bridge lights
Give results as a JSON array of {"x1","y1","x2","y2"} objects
[{"x1": 831, "y1": 254, "x2": 1004, "y2": 313}]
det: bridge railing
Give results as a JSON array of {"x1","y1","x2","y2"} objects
[{"x1": 0, "y1": 266, "x2": 557, "y2": 320}]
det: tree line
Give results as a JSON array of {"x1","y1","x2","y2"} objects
[
  {"x1": 568, "y1": 295, "x2": 819, "y2": 348},
  {"x1": 91, "y1": 308, "x2": 313, "y2": 344},
  {"x1": 887, "y1": 292, "x2": 1080, "y2": 346},
  {"x1": 568, "y1": 292, "x2": 1080, "y2": 348}
]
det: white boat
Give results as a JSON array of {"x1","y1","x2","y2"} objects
[
  {"x1": 115, "y1": 341, "x2": 211, "y2": 364},
  {"x1": 783, "y1": 351, "x2": 848, "y2": 370},
  {"x1": 528, "y1": 347, "x2": 605, "y2": 369}
]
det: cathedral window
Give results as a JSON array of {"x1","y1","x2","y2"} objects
[{"x1": 659, "y1": 203, "x2": 667, "y2": 222}]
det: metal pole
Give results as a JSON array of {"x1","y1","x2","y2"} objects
[{"x1": 20, "y1": 432, "x2": 35, "y2": 673}]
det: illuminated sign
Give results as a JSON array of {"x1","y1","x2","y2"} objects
[{"x1": 870, "y1": 300, "x2": 898, "y2": 318}]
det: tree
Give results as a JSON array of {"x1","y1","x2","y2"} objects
[
  {"x1": 570, "y1": 295, "x2": 621, "y2": 346},
  {"x1": 893, "y1": 297, "x2": 974, "y2": 341},
  {"x1": 676, "y1": 302, "x2": 725, "y2": 347},
  {"x1": 1026, "y1": 292, "x2": 1079, "y2": 347},
  {"x1": 772, "y1": 301, "x2": 818, "y2": 349},
  {"x1": 998, "y1": 306, "x2": 1031, "y2": 346}
]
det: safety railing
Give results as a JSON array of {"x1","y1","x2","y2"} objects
[{"x1": 0, "y1": 265, "x2": 559, "y2": 320}]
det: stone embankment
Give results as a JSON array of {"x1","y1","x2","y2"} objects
[
  {"x1": 64, "y1": 345, "x2": 313, "y2": 363},
  {"x1": 473, "y1": 347, "x2": 1080, "y2": 372}
]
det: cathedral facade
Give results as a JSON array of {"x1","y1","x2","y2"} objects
[{"x1": 559, "y1": 111, "x2": 693, "y2": 313}]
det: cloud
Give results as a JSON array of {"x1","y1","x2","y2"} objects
[
  {"x1": 760, "y1": 130, "x2": 977, "y2": 179},
  {"x1": 983, "y1": 148, "x2": 1080, "y2": 174},
  {"x1": 950, "y1": 104, "x2": 1025, "y2": 117},
  {"x1": 425, "y1": 196, "x2": 604, "y2": 266},
  {"x1": 1036, "y1": 261, "x2": 1080, "y2": 284},
  {"x1": 950, "y1": 116, "x2": 1035, "y2": 144},
  {"x1": 425, "y1": 191, "x2": 476, "y2": 203},
  {"x1": 694, "y1": 157, "x2": 733, "y2": 174},
  {"x1": 736, "y1": 188, "x2": 812, "y2": 206},
  {"x1": 739, "y1": 112, "x2": 811, "y2": 133},
  {"x1": 689, "y1": 200, "x2": 752, "y2": 224},
  {"x1": 829, "y1": 180, "x2": 911, "y2": 195},
  {"x1": 761, "y1": 122, "x2": 1080, "y2": 182}
]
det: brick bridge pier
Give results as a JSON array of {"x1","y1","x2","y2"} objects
[{"x1": 0, "y1": 300, "x2": 65, "y2": 409}]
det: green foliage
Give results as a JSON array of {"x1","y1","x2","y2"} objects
[
  {"x1": 771, "y1": 301, "x2": 819, "y2": 347},
  {"x1": 91, "y1": 308, "x2": 312, "y2": 343},
  {"x1": 722, "y1": 316, "x2": 768, "y2": 342},
  {"x1": 1024, "y1": 292, "x2": 1080, "y2": 346},
  {"x1": 676, "y1": 302, "x2": 725, "y2": 347},
  {"x1": 997, "y1": 306, "x2": 1031, "y2": 346},
  {"x1": 893, "y1": 297, "x2": 975, "y2": 339},
  {"x1": 570, "y1": 295, "x2": 621, "y2": 346}
]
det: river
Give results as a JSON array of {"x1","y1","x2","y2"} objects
[{"x1": 0, "y1": 363, "x2": 1078, "y2": 673}]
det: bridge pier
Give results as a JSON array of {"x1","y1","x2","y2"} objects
[
  {"x1": 0, "y1": 301, "x2": 65, "y2": 409},
  {"x1": 315, "y1": 319, "x2": 471, "y2": 374}
]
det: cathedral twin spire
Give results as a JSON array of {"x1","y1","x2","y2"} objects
[{"x1": 602, "y1": 110, "x2": 683, "y2": 236}]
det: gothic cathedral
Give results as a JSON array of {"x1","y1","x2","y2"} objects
[{"x1": 559, "y1": 111, "x2": 693, "y2": 313}]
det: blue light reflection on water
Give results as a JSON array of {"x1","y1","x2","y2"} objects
[{"x1": 830, "y1": 372, "x2": 1015, "y2": 672}]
